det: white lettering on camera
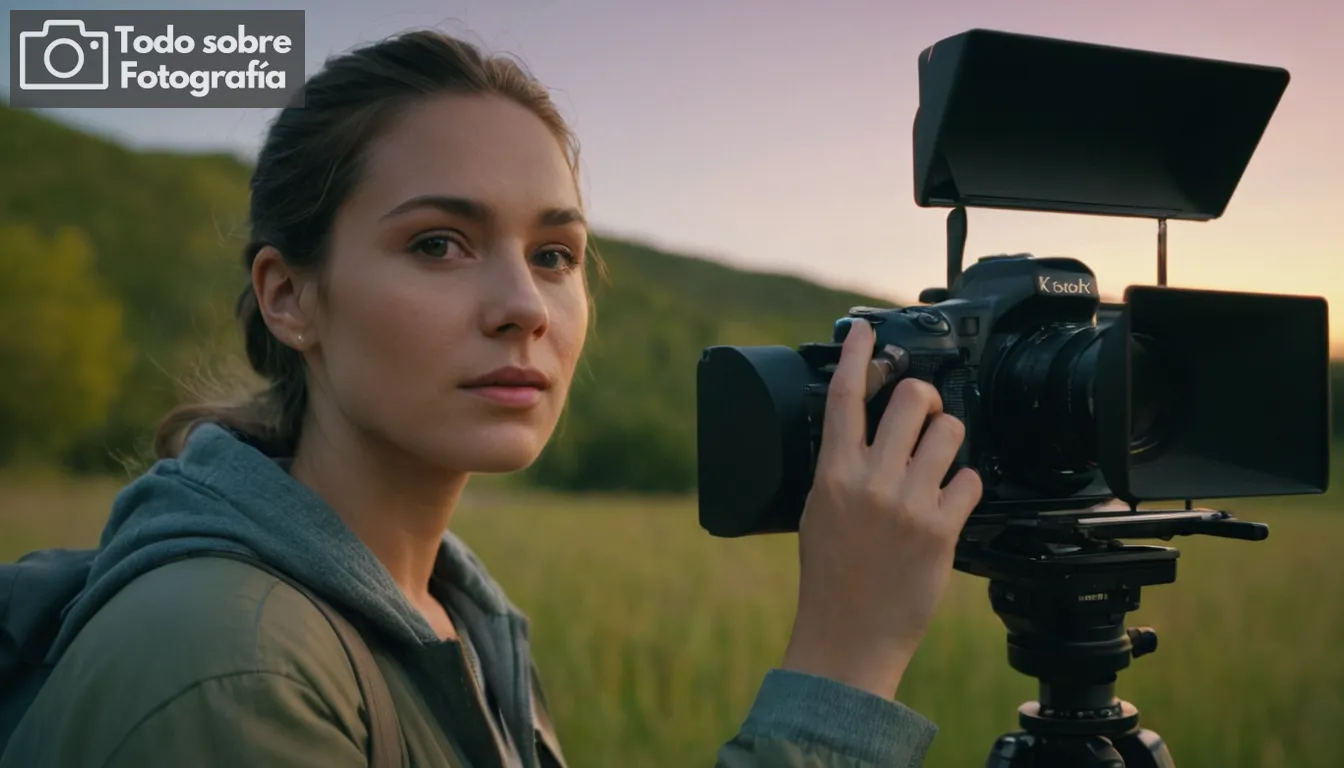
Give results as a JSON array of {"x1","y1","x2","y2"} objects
[{"x1": 1037, "y1": 275, "x2": 1095, "y2": 296}]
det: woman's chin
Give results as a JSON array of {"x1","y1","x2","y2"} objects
[
  {"x1": 440, "y1": 426, "x2": 548, "y2": 474},
  {"x1": 462, "y1": 451, "x2": 540, "y2": 474},
  {"x1": 389, "y1": 416, "x2": 554, "y2": 475}
]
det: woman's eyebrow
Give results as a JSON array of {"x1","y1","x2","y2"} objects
[{"x1": 380, "y1": 194, "x2": 585, "y2": 228}]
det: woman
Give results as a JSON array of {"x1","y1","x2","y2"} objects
[{"x1": 1, "y1": 30, "x2": 980, "y2": 768}]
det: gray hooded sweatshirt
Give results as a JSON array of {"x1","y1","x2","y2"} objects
[{"x1": 13, "y1": 423, "x2": 938, "y2": 767}]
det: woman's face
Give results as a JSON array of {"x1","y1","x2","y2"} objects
[{"x1": 305, "y1": 93, "x2": 589, "y2": 473}]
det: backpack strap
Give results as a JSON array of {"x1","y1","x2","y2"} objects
[
  {"x1": 179, "y1": 551, "x2": 407, "y2": 768},
  {"x1": 0, "y1": 548, "x2": 101, "y2": 752},
  {"x1": 529, "y1": 659, "x2": 568, "y2": 768}
]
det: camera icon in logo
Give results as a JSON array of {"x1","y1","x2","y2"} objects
[{"x1": 19, "y1": 20, "x2": 110, "y2": 90}]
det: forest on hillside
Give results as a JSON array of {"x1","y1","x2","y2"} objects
[
  {"x1": 0, "y1": 105, "x2": 888, "y2": 489},
  {"x1": 2, "y1": 104, "x2": 1341, "y2": 491}
]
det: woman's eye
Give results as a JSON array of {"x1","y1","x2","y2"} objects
[
  {"x1": 533, "y1": 248, "x2": 579, "y2": 272},
  {"x1": 412, "y1": 235, "x2": 463, "y2": 259}
]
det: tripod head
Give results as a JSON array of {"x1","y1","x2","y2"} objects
[{"x1": 957, "y1": 505, "x2": 1268, "y2": 767}]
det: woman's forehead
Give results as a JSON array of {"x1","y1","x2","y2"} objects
[{"x1": 353, "y1": 93, "x2": 579, "y2": 221}]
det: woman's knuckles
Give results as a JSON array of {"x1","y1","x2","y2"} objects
[
  {"x1": 892, "y1": 377, "x2": 942, "y2": 412},
  {"x1": 932, "y1": 412, "x2": 966, "y2": 441},
  {"x1": 855, "y1": 481, "x2": 903, "y2": 513},
  {"x1": 813, "y1": 466, "x2": 861, "y2": 498}
]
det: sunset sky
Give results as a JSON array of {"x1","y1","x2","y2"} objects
[{"x1": 5, "y1": 0, "x2": 1343, "y2": 351}]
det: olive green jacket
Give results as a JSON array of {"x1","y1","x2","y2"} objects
[{"x1": 0, "y1": 424, "x2": 939, "y2": 767}]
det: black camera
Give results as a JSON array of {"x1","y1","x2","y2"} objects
[{"x1": 695, "y1": 29, "x2": 1331, "y2": 538}]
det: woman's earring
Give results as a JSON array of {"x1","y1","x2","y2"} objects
[{"x1": 295, "y1": 333, "x2": 305, "y2": 346}]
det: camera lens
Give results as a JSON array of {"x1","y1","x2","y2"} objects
[
  {"x1": 1126, "y1": 334, "x2": 1177, "y2": 457},
  {"x1": 988, "y1": 322, "x2": 1103, "y2": 487},
  {"x1": 988, "y1": 322, "x2": 1183, "y2": 493}
]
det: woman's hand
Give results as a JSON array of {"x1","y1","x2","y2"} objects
[{"x1": 780, "y1": 318, "x2": 983, "y2": 700}]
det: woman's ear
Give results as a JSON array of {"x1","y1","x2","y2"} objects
[{"x1": 252, "y1": 245, "x2": 315, "y2": 351}]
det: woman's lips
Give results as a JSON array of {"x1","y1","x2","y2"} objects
[{"x1": 461, "y1": 385, "x2": 543, "y2": 408}]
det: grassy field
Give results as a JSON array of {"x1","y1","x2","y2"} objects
[{"x1": 3, "y1": 462, "x2": 1341, "y2": 767}]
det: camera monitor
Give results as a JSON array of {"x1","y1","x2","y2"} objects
[{"x1": 913, "y1": 29, "x2": 1291, "y2": 220}]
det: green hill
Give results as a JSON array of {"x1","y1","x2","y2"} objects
[{"x1": 0, "y1": 105, "x2": 892, "y2": 489}]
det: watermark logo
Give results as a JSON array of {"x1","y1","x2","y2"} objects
[{"x1": 10, "y1": 9, "x2": 305, "y2": 107}]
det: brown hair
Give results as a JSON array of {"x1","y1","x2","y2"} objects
[{"x1": 154, "y1": 29, "x2": 597, "y2": 460}]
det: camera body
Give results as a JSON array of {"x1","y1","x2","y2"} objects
[{"x1": 798, "y1": 254, "x2": 1117, "y2": 514}]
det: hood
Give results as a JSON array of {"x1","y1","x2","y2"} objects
[{"x1": 47, "y1": 422, "x2": 540, "y2": 758}]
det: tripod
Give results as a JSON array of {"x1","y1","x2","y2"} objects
[{"x1": 954, "y1": 504, "x2": 1269, "y2": 767}]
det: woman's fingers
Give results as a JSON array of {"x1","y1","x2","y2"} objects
[
  {"x1": 940, "y1": 466, "x2": 984, "y2": 522},
  {"x1": 815, "y1": 325, "x2": 975, "y2": 524},
  {"x1": 816, "y1": 320, "x2": 875, "y2": 466},
  {"x1": 906, "y1": 412, "x2": 964, "y2": 483},
  {"x1": 872, "y1": 378, "x2": 944, "y2": 478}
]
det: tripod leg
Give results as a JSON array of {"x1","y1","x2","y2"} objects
[{"x1": 1112, "y1": 728, "x2": 1175, "y2": 768}]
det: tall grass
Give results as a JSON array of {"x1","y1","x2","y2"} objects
[{"x1": 2, "y1": 470, "x2": 1340, "y2": 767}]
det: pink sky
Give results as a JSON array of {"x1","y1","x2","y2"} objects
[{"x1": 6, "y1": 0, "x2": 1343, "y2": 351}]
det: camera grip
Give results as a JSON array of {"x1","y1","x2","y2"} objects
[
  {"x1": 804, "y1": 341, "x2": 974, "y2": 488},
  {"x1": 900, "y1": 354, "x2": 975, "y2": 489}
]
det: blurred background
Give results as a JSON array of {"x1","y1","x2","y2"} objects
[{"x1": 2, "y1": 0, "x2": 1341, "y2": 765}]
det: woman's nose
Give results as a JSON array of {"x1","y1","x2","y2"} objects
[{"x1": 481, "y1": 252, "x2": 549, "y2": 338}]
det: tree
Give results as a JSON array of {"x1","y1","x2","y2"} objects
[{"x1": 0, "y1": 224, "x2": 134, "y2": 464}]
